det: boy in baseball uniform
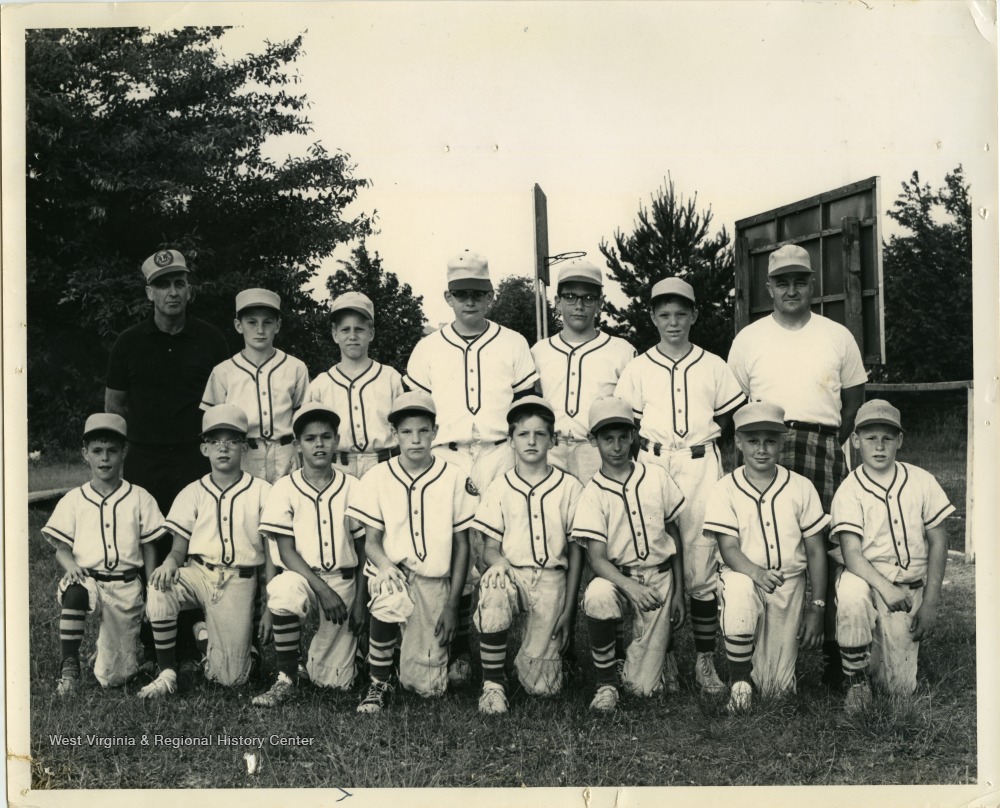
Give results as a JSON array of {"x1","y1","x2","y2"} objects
[
  {"x1": 831, "y1": 400, "x2": 954, "y2": 713},
  {"x1": 615, "y1": 277, "x2": 744, "y2": 695},
  {"x1": 348, "y1": 392, "x2": 479, "y2": 712},
  {"x1": 43, "y1": 414, "x2": 166, "y2": 695},
  {"x1": 252, "y1": 402, "x2": 367, "y2": 706},
  {"x1": 307, "y1": 291, "x2": 404, "y2": 480},
  {"x1": 139, "y1": 404, "x2": 274, "y2": 697},
  {"x1": 201, "y1": 288, "x2": 309, "y2": 483},
  {"x1": 703, "y1": 401, "x2": 828, "y2": 713},
  {"x1": 573, "y1": 397, "x2": 686, "y2": 712},
  {"x1": 405, "y1": 250, "x2": 538, "y2": 684},
  {"x1": 473, "y1": 396, "x2": 584, "y2": 714}
]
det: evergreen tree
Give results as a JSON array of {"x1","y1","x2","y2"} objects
[{"x1": 487, "y1": 275, "x2": 560, "y2": 345}]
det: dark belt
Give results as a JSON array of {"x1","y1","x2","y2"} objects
[
  {"x1": 619, "y1": 559, "x2": 673, "y2": 577},
  {"x1": 638, "y1": 437, "x2": 709, "y2": 459},
  {"x1": 335, "y1": 447, "x2": 400, "y2": 466},
  {"x1": 446, "y1": 439, "x2": 506, "y2": 451},
  {"x1": 192, "y1": 555, "x2": 256, "y2": 578},
  {"x1": 784, "y1": 421, "x2": 839, "y2": 437},
  {"x1": 246, "y1": 435, "x2": 294, "y2": 450},
  {"x1": 311, "y1": 567, "x2": 356, "y2": 580},
  {"x1": 900, "y1": 580, "x2": 924, "y2": 590},
  {"x1": 552, "y1": 433, "x2": 584, "y2": 446},
  {"x1": 87, "y1": 568, "x2": 140, "y2": 583}
]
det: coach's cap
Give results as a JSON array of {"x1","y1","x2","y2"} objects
[
  {"x1": 506, "y1": 395, "x2": 556, "y2": 424},
  {"x1": 650, "y1": 276, "x2": 696, "y2": 305},
  {"x1": 388, "y1": 391, "x2": 437, "y2": 422},
  {"x1": 82, "y1": 413, "x2": 127, "y2": 440},
  {"x1": 235, "y1": 288, "x2": 281, "y2": 316},
  {"x1": 767, "y1": 244, "x2": 814, "y2": 276},
  {"x1": 141, "y1": 250, "x2": 190, "y2": 285},
  {"x1": 201, "y1": 404, "x2": 249, "y2": 436},
  {"x1": 557, "y1": 258, "x2": 602, "y2": 288},
  {"x1": 447, "y1": 250, "x2": 492, "y2": 292},
  {"x1": 854, "y1": 399, "x2": 904, "y2": 433},
  {"x1": 588, "y1": 396, "x2": 635, "y2": 434},
  {"x1": 330, "y1": 291, "x2": 375, "y2": 322},
  {"x1": 292, "y1": 402, "x2": 342, "y2": 435},
  {"x1": 734, "y1": 401, "x2": 788, "y2": 433}
]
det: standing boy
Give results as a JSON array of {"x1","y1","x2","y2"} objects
[
  {"x1": 347, "y1": 392, "x2": 479, "y2": 712},
  {"x1": 614, "y1": 277, "x2": 744, "y2": 694},
  {"x1": 473, "y1": 396, "x2": 584, "y2": 714},
  {"x1": 573, "y1": 397, "x2": 687, "y2": 711},
  {"x1": 703, "y1": 401, "x2": 828, "y2": 713},
  {"x1": 252, "y1": 402, "x2": 367, "y2": 706},
  {"x1": 831, "y1": 400, "x2": 954, "y2": 713},
  {"x1": 140, "y1": 404, "x2": 274, "y2": 697},
  {"x1": 43, "y1": 414, "x2": 166, "y2": 694}
]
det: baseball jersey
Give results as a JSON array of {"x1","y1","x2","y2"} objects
[
  {"x1": 201, "y1": 349, "x2": 309, "y2": 441},
  {"x1": 474, "y1": 467, "x2": 583, "y2": 569},
  {"x1": 571, "y1": 462, "x2": 685, "y2": 567},
  {"x1": 306, "y1": 361, "x2": 403, "y2": 452},
  {"x1": 704, "y1": 465, "x2": 829, "y2": 577},
  {"x1": 42, "y1": 481, "x2": 166, "y2": 571},
  {"x1": 727, "y1": 314, "x2": 868, "y2": 427},
  {"x1": 260, "y1": 469, "x2": 364, "y2": 572},
  {"x1": 165, "y1": 472, "x2": 271, "y2": 567},
  {"x1": 532, "y1": 332, "x2": 636, "y2": 440},
  {"x1": 829, "y1": 462, "x2": 954, "y2": 584},
  {"x1": 404, "y1": 321, "x2": 538, "y2": 445},
  {"x1": 615, "y1": 345, "x2": 744, "y2": 450},
  {"x1": 347, "y1": 456, "x2": 479, "y2": 579}
]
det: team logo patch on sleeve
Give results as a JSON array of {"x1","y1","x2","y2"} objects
[{"x1": 465, "y1": 478, "x2": 479, "y2": 496}]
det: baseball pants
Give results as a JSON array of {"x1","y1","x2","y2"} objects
[
  {"x1": 146, "y1": 562, "x2": 256, "y2": 686},
  {"x1": 474, "y1": 566, "x2": 566, "y2": 695},
  {"x1": 242, "y1": 438, "x2": 298, "y2": 484},
  {"x1": 719, "y1": 569, "x2": 806, "y2": 696},
  {"x1": 550, "y1": 438, "x2": 602, "y2": 484},
  {"x1": 57, "y1": 575, "x2": 144, "y2": 687},
  {"x1": 835, "y1": 569, "x2": 923, "y2": 695}
]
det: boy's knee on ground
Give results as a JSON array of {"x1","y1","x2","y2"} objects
[{"x1": 583, "y1": 578, "x2": 622, "y2": 620}]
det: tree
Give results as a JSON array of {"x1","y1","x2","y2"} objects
[
  {"x1": 487, "y1": 276, "x2": 560, "y2": 345},
  {"x1": 599, "y1": 176, "x2": 735, "y2": 357},
  {"x1": 325, "y1": 241, "x2": 427, "y2": 373},
  {"x1": 26, "y1": 27, "x2": 370, "y2": 445},
  {"x1": 880, "y1": 166, "x2": 972, "y2": 382}
]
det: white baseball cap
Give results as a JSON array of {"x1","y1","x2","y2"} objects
[
  {"x1": 388, "y1": 391, "x2": 437, "y2": 422},
  {"x1": 506, "y1": 395, "x2": 556, "y2": 424},
  {"x1": 235, "y1": 288, "x2": 281, "y2": 316},
  {"x1": 202, "y1": 404, "x2": 249, "y2": 436},
  {"x1": 141, "y1": 250, "x2": 190, "y2": 285},
  {"x1": 768, "y1": 244, "x2": 814, "y2": 277},
  {"x1": 331, "y1": 291, "x2": 375, "y2": 322},
  {"x1": 588, "y1": 396, "x2": 635, "y2": 433},
  {"x1": 83, "y1": 413, "x2": 127, "y2": 440},
  {"x1": 734, "y1": 401, "x2": 788, "y2": 433},
  {"x1": 447, "y1": 250, "x2": 492, "y2": 292},
  {"x1": 854, "y1": 399, "x2": 904, "y2": 433},
  {"x1": 292, "y1": 401, "x2": 342, "y2": 434},
  {"x1": 650, "y1": 276, "x2": 696, "y2": 305},
  {"x1": 557, "y1": 258, "x2": 602, "y2": 288}
]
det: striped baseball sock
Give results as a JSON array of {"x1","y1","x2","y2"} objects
[
  {"x1": 151, "y1": 619, "x2": 178, "y2": 673},
  {"x1": 724, "y1": 634, "x2": 754, "y2": 683},
  {"x1": 479, "y1": 630, "x2": 508, "y2": 685},
  {"x1": 272, "y1": 613, "x2": 301, "y2": 679},
  {"x1": 451, "y1": 591, "x2": 473, "y2": 660},
  {"x1": 368, "y1": 618, "x2": 398, "y2": 682},
  {"x1": 588, "y1": 617, "x2": 618, "y2": 687},
  {"x1": 614, "y1": 621, "x2": 626, "y2": 662},
  {"x1": 690, "y1": 596, "x2": 719, "y2": 653},
  {"x1": 839, "y1": 643, "x2": 870, "y2": 680},
  {"x1": 59, "y1": 584, "x2": 89, "y2": 669}
]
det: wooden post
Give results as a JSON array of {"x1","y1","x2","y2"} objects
[
  {"x1": 734, "y1": 236, "x2": 750, "y2": 333},
  {"x1": 841, "y1": 216, "x2": 863, "y2": 350},
  {"x1": 965, "y1": 382, "x2": 974, "y2": 562}
]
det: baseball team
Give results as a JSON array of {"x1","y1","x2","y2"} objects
[{"x1": 42, "y1": 244, "x2": 954, "y2": 719}]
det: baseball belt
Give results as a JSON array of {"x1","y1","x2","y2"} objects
[
  {"x1": 783, "y1": 421, "x2": 839, "y2": 437},
  {"x1": 898, "y1": 580, "x2": 924, "y2": 590},
  {"x1": 87, "y1": 568, "x2": 140, "y2": 583},
  {"x1": 446, "y1": 439, "x2": 506, "y2": 451},
  {"x1": 246, "y1": 435, "x2": 294, "y2": 450},
  {"x1": 618, "y1": 559, "x2": 673, "y2": 577},
  {"x1": 191, "y1": 555, "x2": 256, "y2": 578},
  {"x1": 552, "y1": 433, "x2": 584, "y2": 446},
  {"x1": 638, "y1": 437, "x2": 709, "y2": 459},
  {"x1": 310, "y1": 566, "x2": 356, "y2": 580},
  {"x1": 334, "y1": 447, "x2": 400, "y2": 466}
]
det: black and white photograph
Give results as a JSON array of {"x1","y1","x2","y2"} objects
[{"x1": 2, "y1": 1, "x2": 998, "y2": 805}]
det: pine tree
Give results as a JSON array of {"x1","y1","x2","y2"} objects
[{"x1": 487, "y1": 276, "x2": 560, "y2": 345}]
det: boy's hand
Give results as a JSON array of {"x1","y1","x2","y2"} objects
[
  {"x1": 670, "y1": 590, "x2": 686, "y2": 629},
  {"x1": 318, "y1": 587, "x2": 348, "y2": 624},
  {"x1": 751, "y1": 568, "x2": 785, "y2": 593},
  {"x1": 435, "y1": 603, "x2": 458, "y2": 646},
  {"x1": 149, "y1": 558, "x2": 179, "y2": 591},
  {"x1": 626, "y1": 580, "x2": 663, "y2": 612},
  {"x1": 910, "y1": 600, "x2": 938, "y2": 641},
  {"x1": 799, "y1": 605, "x2": 824, "y2": 650},
  {"x1": 551, "y1": 609, "x2": 574, "y2": 652},
  {"x1": 481, "y1": 561, "x2": 512, "y2": 590},
  {"x1": 374, "y1": 566, "x2": 406, "y2": 595},
  {"x1": 349, "y1": 591, "x2": 368, "y2": 636},
  {"x1": 877, "y1": 583, "x2": 913, "y2": 613},
  {"x1": 258, "y1": 609, "x2": 273, "y2": 644},
  {"x1": 60, "y1": 565, "x2": 86, "y2": 587}
]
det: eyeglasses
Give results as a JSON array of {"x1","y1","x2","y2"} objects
[
  {"x1": 204, "y1": 439, "x2": 244, "y2": 449},
  {"x1": 558, "y1": 292, "x2": 600, "y2": 305},
  {"x1": 450, "y1": 290, "x2": 490, "y2": 302}
]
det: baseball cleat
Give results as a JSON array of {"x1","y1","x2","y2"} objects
[
  {"x1": 357, "y1": 677, "x2": 393, "y2": 714},
  {"x1": 138, "y1": 669, "x2": 178, "y2": 699},
  {"x1": 695, "y1": 652, "x2": 726, "y2": 696},
  {"x1": 844, "y1": 681, "x2": 873, "y2": 715},
  {"x1": 252, "y1": 672, "x2": 295, "y2": 707},
  {"x1": 478, "y1": 681, "x2": 509, "y2": 715},
  {"x1": 726, "y1": 680, "x2": 752, "y2": 714},
  {"x1": 589, "y1": 685, "x2": 620, "y2": 713},
  {"x1": 661, "y1": 651, "x2": 680, "y2": 694},
  {"x1": 56, "y1": 676, "x2": 79, "y2": 697},
  {"x1": 447, "y1": 656, "x2": 471, "y2": 687}
]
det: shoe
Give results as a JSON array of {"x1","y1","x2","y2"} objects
[
  {"x1": 615, "y1": 658, "x2": 626, "y2": 685},
  {"x1": 589, "y1": 684, "x2": 620, "y2": 712},
  {"x1": 844, "y1": 681, "x2": 873, "y2": 715},
  {"x1": 726, "y1": 680, "x2": 752, "y2": 714},
  {"x1": 56, "y1": 676, "x2": 79, "y2": 697},
  {"x1": 357, "y1": 677, "x2": 393, "y2": 714},
  {"x1": 478, "y1": 681, "x2": 509, "y2": 715},
  {"x1": 138, "y1": 669, "x2": 178, "y2": 699},
  {"x1": 252, "y1": 672, "x2": 295, "y2": 707},
  {"x1": 661, "y1": 651, "x2": 680, "y2": 694},
  {"x1": 448, "y1": 656, "x2": 471, "y2": 687},
  {"x1": 694, "y1": 652, "x2": 726, "y2": 696}
]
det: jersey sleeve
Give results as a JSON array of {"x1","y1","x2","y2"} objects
[
  {"x1": 200, "y1": 362, "x2": 228, "y2": 410},
  {"x1": 164, "y1": 483, "x2": 199, "y2": 540},
  {"x1": 510, "y1": 332, "x2": 539, "y2": 393},
  {"x1": 472, "y1": 479, "x2": 506, "y2": 542},
  {"x1": 614, "y1": 358, "x2": 643, "y2": 418},
  {"x1": 798, "y1": 478, "x2": 831, "y2": 538},
  {"x1": 829, "y1": 477, "x2": 864, "y2": 540},
  {"x1": 136, "y1": 487, "x2": 168, "y2": 544},
  {"x1": 41, "y1": 490, "x2": 79, "y2": 548},
  {"x1": 658, "y1": 466, "x2": 687, "y2": 522},
  {"x1": 403, "y1": 336, "x2": 433, "y2": 394},
  {"x1": 453, "y1": 472, "x2": 480, "y2": 532},
  {"x1": 346, "y1": 470, "x2": 385, "y2": 531},
  {"x1": 713, "y1": 357, "x2": 746, "y2": 416},
  {"x1": 341, "y1": 476, "x2": 366, "y2": 539},
  {"x1": 562, "y1": 476, "x2": 584, "y2": 537},
  {"x1": 921, "y1": 471, "x2": 955, "y2": 529},
  {"x1": 838, "y1": 329, "x2": 869, "y2": 388},
  {"x1": 570, "y1": 484, "x2": 608, "y2": 545},
  {"x1": 702, "y1": 479, "x2": 739, "y2": 538},
  {"x1": 260, "y1": 479, "x2": 295, "y2": 537}
]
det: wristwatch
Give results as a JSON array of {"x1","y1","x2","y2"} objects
[{"x1": 810, "y1": 599, "x2": 826, "y2": 609}]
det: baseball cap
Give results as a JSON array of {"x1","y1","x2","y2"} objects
[
  {"x1": 330, "y1": 291, "x2": 375, "y2": 322},
  {"x1": 734, "y1": 401, "x2": 788, "y2": 433},
  {"x1": 235, "y1": 288, "x2": 281, "y2": 316},
  {"x1": 557, "y1": 258, "x2": 602, "y2": 288},
  {"x1": 506, "y1": 395, "x2": 556, "y2": 424},
  {"x1": 292, "y1": 401, "x2": 341, "y2": 435},
  {"x1": 141, "y1": 250, "x2": 190, "y2": 285},
  {"x1": 588, "y1": 396, "x2": 635, "y2": 433},
  {"x1": 767, "y1": 244, "x2": 814, "y2": 277},
  {"x1": 854, "y1": 399, "x2": 904, "y2": 433},
  {"x1": 82, "y1": 413, "x2": 127, "y2": 440},
  {"x1": 650, "y1": 277, "x2": 696, "y2": 305},
  {"x1": 201, "y1": 404, "x2": 249, "y2": 436},
  {"x1": 388, "y1": 391, "x2": 437, "y2": 422},
  {"x1": 447, "y1": 250, "x2": 492, "y2": 292}
]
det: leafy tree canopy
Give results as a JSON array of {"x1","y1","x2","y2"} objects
[{"x1": 487, "y1": 275, "x2": 560, "y2": 346}]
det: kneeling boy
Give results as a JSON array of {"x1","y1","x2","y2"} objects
[{"x1": 473, "y1": 396, "x2": 584, "y2": 714}]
